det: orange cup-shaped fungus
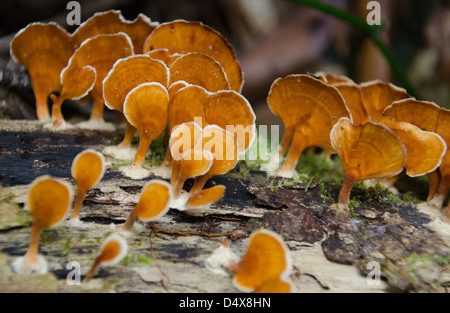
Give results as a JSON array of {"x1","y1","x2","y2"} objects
[
  {"x1": 50, "y1": 65, "x2": 97, "y2": 129},
  {"x1": 330, "y1": 117, "x2": 406, "y2": 213},
  {"x1": 143, "y1": 20, "x2": 243, "y2": 92},
  {"x1": 204, "y1": 90, "x2": 257, "y2": 155},
  {"x1": 10, "y1": 22, "x2": 75, "y2": 121},
  {"x1": 70, "y1": 149, "x2": 106, "y2": 222},
  {"x1": 64, "y1": 32, "x2": 134, "y2": 129},
  {"x1": 186, "y1": 185, "x2": 226, "y2": 209},
  {"x1": 11, "y1": 176, "x2": 73, "y2": 274},
  {"x1": 267, "y1": 74, "x2": 351, "y2": 178},
  {"x1": 72, "y1": 10, "x2": 157, "y2": 54},
  {"x1": 120, "y1": 180, "x2": 172, "y2": 232},
  {"x1": 169, "y1": 53, "x2": 230, "y2": 92},
  {"x1": 377, "y1": 117, "x2": 446, "y2": 178},
  {"x1": 190, "y1": 125, "x2": 239, "y2": 195},
  {"x1": 382, "y1": 99, "x2": 450, "y2": 207},
  {"x1": 232, "y1": 229, "x2": 292, "y2": 293},
  {"x1": 360, "y1": 80, "x2": 410, "y2": 121},
  {"x1": 83, "y1": 234, "x2": 128, "y2": 283},
  {"x1": 102, "y1": 55, "x2": 169, "y2": 160},
  {"x1": 123, "y1": 82, "x2": 169, "y2": 179}
]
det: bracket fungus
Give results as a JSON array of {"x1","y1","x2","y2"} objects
[
  {"x1": 84, "y1": 234, "x2": 128, "y2": 283},
  {"x1": 330, "y1": 117, "x2": 406, "y2": 214},
  {"x1": 72, "y1": 10, "x2": 157, "y2": 54},
  {"x1": 70, "y1": 149, "x2": 106, "y2": 223},
  {"x1": 122, "y1": 82, "x2": 169, "y2": 179},
  {"x1": 119, "y1": 180, "x2": 172, "y2": 232},
  {"x1": 11, "y1": 176, "x2": 73, "y2": 274},
  {"x1": 147, "y1": 48, "x2": 181, "y2": 67},
  {"x1": 232, "y1": 229, "x2": 293, "y2": 293},
  {"x1": 10, "y1": 22, "x2": 75, "y2": 121},
  {"x1": 50, "y1": 65, "x2": 97, "y2": 129},
  {"x1": 267, "y1": 74, "x2": 351, "y2": 178},
  {"x1": 360, "y1": 80, "x2": 410, "y2": 121},
  {"x1": 169, "y1": 52, "x2": 230, "y2": 92},
  {"x1": 333, "y1": 82, "x2": 370, "y2": 125},
  {"x1": 56, "y1": 32, "x2": 134, "y2": 130},
  {"x1": 189, "y1": 125, "x2": 239, "y2": 196},
  {"x1": 376, "y1": 117, "x2": 446, "y2": 178},
  {"x1": 102, "y1": 55, "x2": 169, "y2": 160},
  {"x1": 382, "y1": 99, "x2": 450, "y2": 210},
  {"x1": 143, "y1": 20, "x2": 243, "y2": 92}
]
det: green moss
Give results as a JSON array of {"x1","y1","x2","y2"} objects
[
  {"x1": 112, "y1": 161, "x2": 132, "y2": 170},
  {"x1": 121, "y1": 254, "x2": 154, "y2": 266}
]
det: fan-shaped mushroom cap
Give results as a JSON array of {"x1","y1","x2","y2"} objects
[
  {"x1": 27, "y1": 175, "x2": 73, "y2": 228},
  {"x1": 67, "y1": 32, "x2": 134, "y2": 124},
  {"x1": 382, "y1": 99, "x2": 450, "y2": 206},
  {"x1": 204, "y1": 90, "x2": 256, "y2": 155},
  {"x1": 168, "y1": 85, "x2": 209, "y2": 133},
  {"x1": 11, "y1": 175, "x2": 73, "y2": 274},
  {"x1": 330, "y1": 117, "x2": 406, "y2": 211},
  {"x1": 10, "y1": 22, "x2": 75, "y2": 121},
  {"x1": 121, "y1": 180, "x2": 172, "y2": 231},
  {"x1": 103, "y1": 55, "x2": 169, "y2": 112},
  {"x1": 72, "y1": 10, "x2": 157, "y2": 53},
  {"x1": 123, "y1": 82, "x2": 169, "y2": 178},
  {"x1": 186, "y1": 185, "x2": 226, "y2": 208},
  {"x1": 50, "y1": 65, "x2": 97, "y2": 128},
  {"x1": 377, "y1": 117, "x2": 446, "y2": 177},
  {"x1": 313, "y1": 72, "x2": 354, "y2": 85},
  {"x1": 84, "y1": 234, "x2": 128, "y2": 282},
  {"x1": 169, "y1": 53, "x2": 230, "y2": 92},
  {"x1": 167, "y1": 80, "x2": 189, "y2": 100},
  {"x1": 232, "y1": 229, "x2": 292, "y2": 293},
  {"x1": 360, "y1": 80, "x2": 410, "y2": 121},
  {"x1": 70, "y1": 149, "x2": 106, "y2": 220},
  {"x1": 267, "y1": 74, "x2": 351, "y2": 177},
  {"x1": 143, "y1": 20, "x2": 243, "y2": 92},
  {"x1": 147, "y1": 48, "x2": 181, "y2": 67},
  {"x1": 334, "y1": 82, "x2": 369, "y2": 124}
]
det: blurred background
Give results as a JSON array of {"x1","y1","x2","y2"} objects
[{"x1": 0, "y1": 0, "x2": 450, "y2": 128}]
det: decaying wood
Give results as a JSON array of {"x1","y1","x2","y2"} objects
[{"x1": 0, "y1": 119, "x2": 449, "y2": 293}]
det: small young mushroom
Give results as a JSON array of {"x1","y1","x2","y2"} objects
[
  {"x1": 83, "y1": 234, "x2": 128, "y2": 283},
  {"x1": 11, "y1": 175, "x2": 73, "y2": 274},
  {"x1": 143, "y1": 20, "x2": 243, "y2": 92},
  {"x1": 382, "y1": 99, "x2": 450, "y2": 208},
  {"x1": 63, "y1": 32, "x2": 134, "y2": 129},
  {"x1": 232, "y1": 229, "x2": 292, "y2": 293},
  {"x1": 70, "y1": 149, "x2": 106, "y2": 223},
  {"x1": 186, "y1": 185, "x2": 226, "y2": 209},
  {"x1": 50, "y1": 66, "x2": 97, "y2": 129},
  {"x1": 72, "y1": 10, "x2": 157, "y2": 54},
  {"x1": 122, "y1": 82, "x2": 169, "y2": 179},
  {"x1": 189, "y1": 125, "x2": 239, "y2": 195},
  {"x1": 267, "y1": 74, "x2": 351, "y2": 178},
  {"x1": 169, "y1": 52, "x2": 230, "y2": 92},
  {"x1": 102, "y1": 55, "x2": 169, "y2": 160},
  {"x1": 10, "y1": 22, "x2": 75, "y2": 121},
  {"x1": 360, "y1": 80, "x2": 410, "y2": 121},
  {"x1": 330, "y1": 117, "x2": 406, "y2": 214},
  {"x1": 119, "y1": 180, "x2": 172, "y2": 232}
]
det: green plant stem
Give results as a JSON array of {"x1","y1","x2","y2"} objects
[{"x1": 288, "y1": 0, "x2": 419, "y2": 99}]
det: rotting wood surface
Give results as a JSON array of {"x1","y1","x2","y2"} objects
[{"x1": 0, "y1": 119, "x2": 449, "y2": 293}]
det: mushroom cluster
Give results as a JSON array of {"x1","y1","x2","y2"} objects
[{"x1": 269, "y1": 73, "x2": 450, "y2": 219}]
